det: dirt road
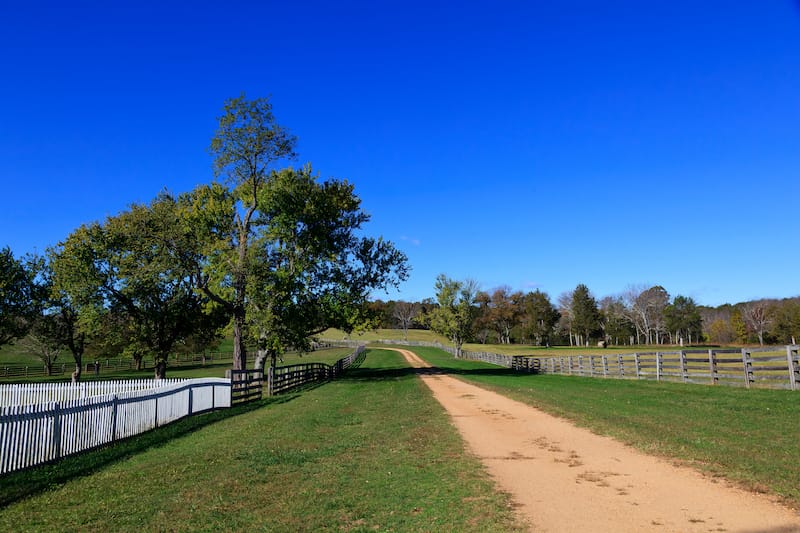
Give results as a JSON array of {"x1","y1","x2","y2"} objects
[{"x1": 391, "y1": 348, "x2": 800, "y2": 533}]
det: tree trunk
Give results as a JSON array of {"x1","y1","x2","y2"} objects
[
  {"x1": 71, "y1": 363, "x2": 82, "y2": 383},
  {"x1": 253, "y1": 347, "x2": 268, "y2": 370},
  {"x1": 154, "y1": 359, "x2": 167, "y2": 379},
  {"x1": 232, "y1": 306, "x2": 247, "y2": 370}
]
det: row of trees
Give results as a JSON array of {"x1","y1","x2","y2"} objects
[
  {"x1": 372, "y1": 275, "x2": 800, "y2": 349},
  {"x1": 0, "y1": 95, "x2": 409, "y2": 379}
]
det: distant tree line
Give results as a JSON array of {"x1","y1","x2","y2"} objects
[
  {"x1": 371, "y1": 278, "x2": 800, "y2": 350},
  {"x1": 0, "y1": 96, "x2": 408, "y2": 379}
]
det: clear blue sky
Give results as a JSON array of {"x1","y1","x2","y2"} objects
[{"x1": 2, "y1": 1, "x2": 799, "y2": 307}]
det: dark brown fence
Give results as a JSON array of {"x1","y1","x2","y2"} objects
[
  {"x1": 226, "y1": 346, "x2": 366, "y2": 403},
  {"x1": 226, "y1": 369, "x2": 265, "y2": 404}
]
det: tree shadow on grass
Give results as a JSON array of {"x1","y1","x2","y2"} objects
[
  {"x1": 0, "y1": 394, "x2": 299, "y2": 507},
  {"x1": 340, "y1": 365, "x2": 536, "y2": 382}
]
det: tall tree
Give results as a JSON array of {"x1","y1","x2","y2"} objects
[
  {"x1": 664, "y1": 295, "x2": 703, "y2": 346},
  {"x1": 521, "y1": 290, "x2": 560, "y2": 346},
  {"x1": 246, "y1": 165, "x2": 408, "y2": 368},
  {"x1": 599, "y1": 295, "x2": 635, "y2": 346},
  {"x1": 742, "y1": 300, "x2": 772, "y2": 346},
  {"x1": 0, "y1": 247, "x2": 36, "y2": 348},
  {"x1": 198, "y1": 95, "x2": 297, "y2": 371},
  {"x1": 424, "y1": 275, "x2": 479, "y2": 357},
  {"x1": 557, "y1": 290, "x2": 575, "y2": 345},
  {"x1": 393, "y1": 301, "x2": 419, "y2": 340},
  {"x1": 480, "y1": 287, "x2": 523, "y2": 345},
  {"x1": 625, "y1": 285, "x2": 669, "y2": 344},
  {"x1": 570, "y1": 284, "x2": 601, "y2": 346}
]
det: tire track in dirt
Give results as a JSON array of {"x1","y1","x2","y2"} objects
[{"x1": 391, "y1": 348, "x2": 800, "y2": 533}]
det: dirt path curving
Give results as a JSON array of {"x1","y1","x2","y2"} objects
[{"x1": 391, "y1": 348, "x2": 800, "y2": 533}]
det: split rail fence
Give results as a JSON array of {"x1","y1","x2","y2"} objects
[
  {"x1": 458, "y1": 345, "x2": 800, "y2": 390},
  {"x1": 331, "y1": 339, "x2": 800, "y2": 391},
  {"x1": 0, "y1": 378, "x2": 231, "y2": 475}
]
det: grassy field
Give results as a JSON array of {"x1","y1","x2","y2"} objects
[
  {"x1": 408, "y1": 345, "x2": 800, "y2": 508},
  {"x1": 0, "y1": 349, "x2": 524, "y2": 532}
]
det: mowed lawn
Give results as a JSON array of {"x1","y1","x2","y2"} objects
[
  {"x1": 409, "y1": 346, "x2": 800, "y2": 508},
  {"x1": 0, "y1": 349, "x2": 524, "y2": 532}
]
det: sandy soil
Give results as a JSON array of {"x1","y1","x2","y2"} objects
[{"x1": 391, "y1": 348, "x2": 800, "y2": 533}]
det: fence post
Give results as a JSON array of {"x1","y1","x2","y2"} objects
[
  {"x1": 787, "y1": 346, "x2": 798, "y2": 391},
  {"x1": 679, "y1": 350, "x2": 687, "y2": 383},
  {"x1": 111, "y1": 395, "x2": 118, "y2": 441},
  {"x1": 188, "y1": 385, "x2": 194, "y2": 416},
  {"x1": 656, "y1": 352, "x2": 662, "y2": 381},
  {"x1": 52, "y1": 402, "x2": 62, "y2": 461},
  {"x1": 708, "y1": 349, "x2": 717, "y2": 385},
  {"x1": 634, "y1": 353, "x2": 641, "y2": 379},
  {"x1": 741, "y1": 348, "x2": 752, "y2": 389},
  {"x1": 267, "y1": 366, "x2": 274, "y2": 396}
]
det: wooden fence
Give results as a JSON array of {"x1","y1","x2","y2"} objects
[
  {"x1": 330, "y1": 339, "x2": 800, "y2": 391},
  {"x1": 0, "y1": 378, "x2": 231, "y2": 475},
  {"x1": 226, "y1": 369, "x2": 266, "y2": 404},
  {"x1": 227, "y1": 345, "x2": 367, "y2": 403},
  {"x1": 456, "y1": 345, "x2": 800, "y2": 390}
]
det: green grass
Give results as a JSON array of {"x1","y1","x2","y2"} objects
[
  {"x1": 409, "y1": 346, "x2": 800, "y2": 507},
  {"x1": 0, "y1": 349, "x2": 524, "y2": 532}
]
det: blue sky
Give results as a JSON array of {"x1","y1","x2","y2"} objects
[{"x1": 1, "y1": 1, "x2": 799, "y2": 307}]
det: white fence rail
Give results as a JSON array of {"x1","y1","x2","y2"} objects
[
  {"x1": 0, "y1": 378, "x2": 231, "y2": 475},
  {"x1": 0, "y1": 379, "x2": 188, "y2": 407}
]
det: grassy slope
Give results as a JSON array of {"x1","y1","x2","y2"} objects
[
  {"x1": 409, "y1": 345, "x2": 800, "y2": 507},
  {"x1": 0, "y1": 349, "x2": 524, "y2": 532}
]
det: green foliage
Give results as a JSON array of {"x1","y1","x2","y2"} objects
[
  {"x1": 570, "y1": 283, "x2": 601, "y2": 344},
  {"x1": 520, "y1": 289, "x2": 560, "y2": 346},
  {"x1": 56, "y1": 194, "x2": 226, "y2": 378},
  {"x1": 770, "y1": 299, "x2": 800, "y2": 344},
  {"x1": 664, "y1": 295, "x2": 703, "y2": 344},
  {"x1": 0, "y1": 247, "x2": 36, "y2": 347},
  {"x1": 183, "y1": 163, "x2": 409, "y2": 369},
  {"x1": 423, "y1": 275, "x2": 479, "y2": 357}
]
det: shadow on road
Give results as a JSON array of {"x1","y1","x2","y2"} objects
[{"x1": 340, "y1": 365, "x2": 533, "y2": 382}]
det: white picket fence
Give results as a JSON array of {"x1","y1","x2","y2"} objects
[
  {"x1": 0, "y1": 379, "x2": 188, "y2": 407},
  {"x1": 0, "y1": 378, "x2": 231, "y2": 475}
]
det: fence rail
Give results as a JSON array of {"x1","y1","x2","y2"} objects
[
  {"x1": 0, "y1": 378, "x2": 231, "y2": 475},
  {"x1": 0, "y1": 379, "x2": 189, "y2": 407}
]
